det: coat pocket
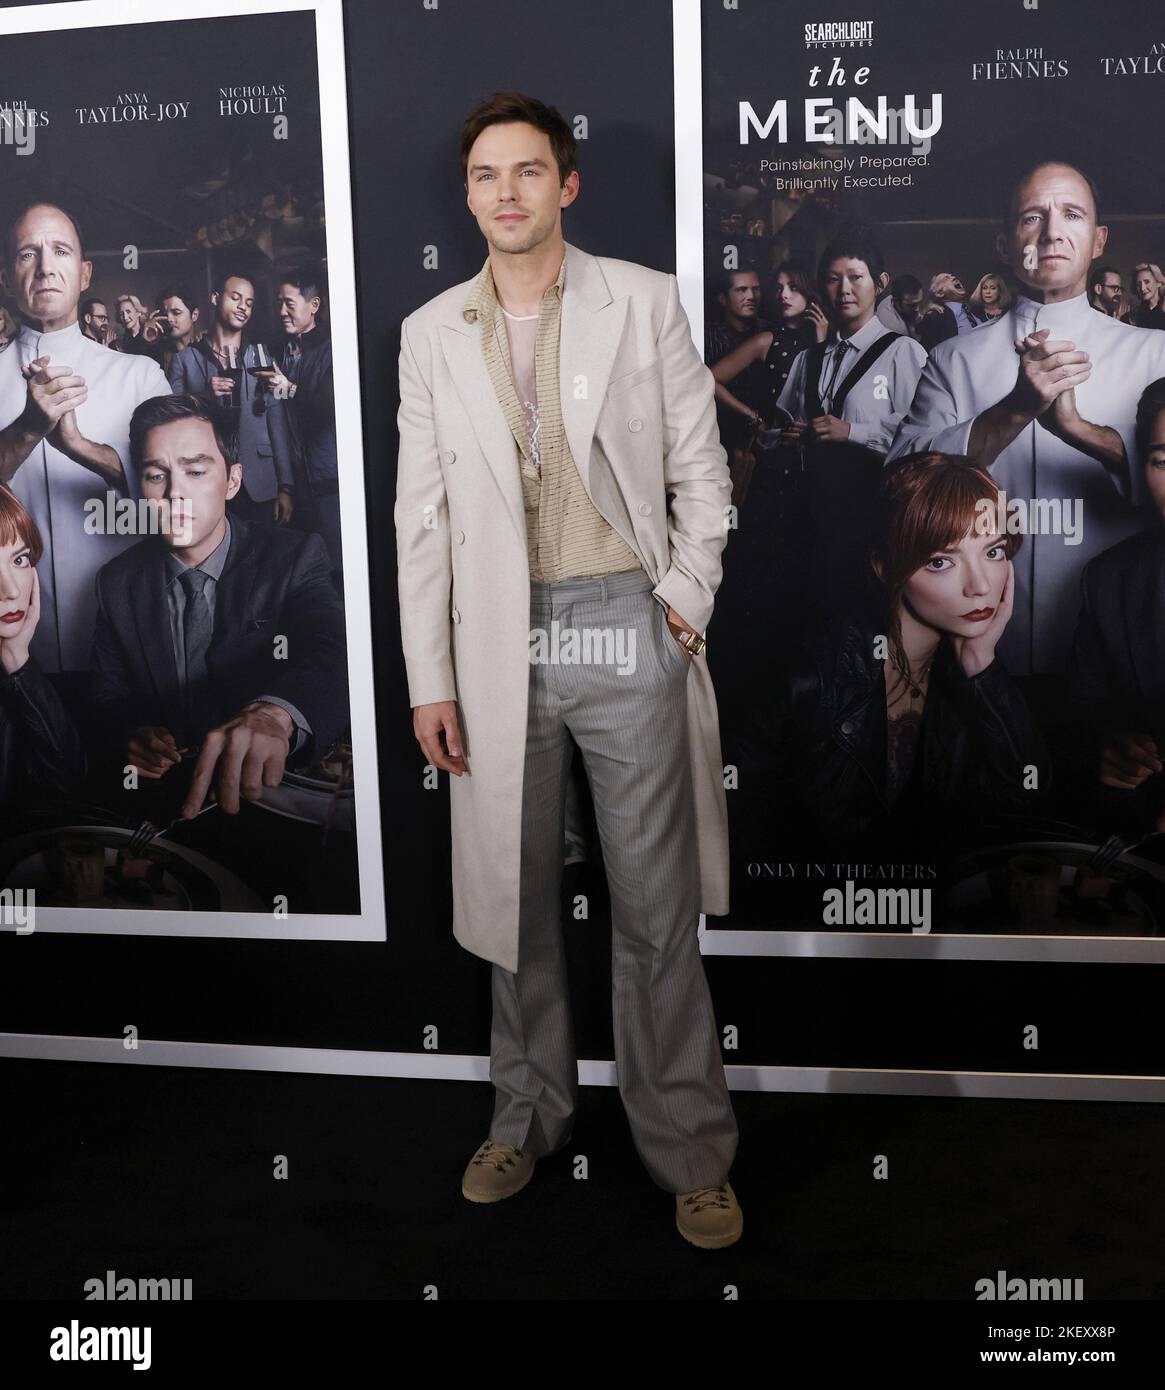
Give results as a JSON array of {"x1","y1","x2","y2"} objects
[{"x1": 606, "y1": 359, "x2": 662, "y2": 399}]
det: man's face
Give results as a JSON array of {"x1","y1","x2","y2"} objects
[
  {"x1": 894, "y1": 289, "x2": 924, "y2": 323},
  {"x1": 465, "y1": 121, "x2": 578, "y2": 256},
  {"x1": 138, "y1": 416, "x2": 241, "y2": 555},
  {"x1": 930, "y1": 273, "x2": 966, "y2": 304},
  {"x1": 5, "y1": 204, "x2": 91, "y2": 325},
  {"x1": 160, "y1": 296, "x2": 197, "y2": 340},
  {"x1": 117, "y1": 299, "x2": 141, "y2": 331},
  {"x1": 719, "y1": 273, "x2": 761, "y2": 321},
  {"x1": 1002, "y1": 164, "x2": 1107, "y2": 298},
  {"x1": 212, "y1": 277, "x2": 254, "y2": 331},
  {"x1": 83, "y1": 302, "x2": 109, "y2": 336},
  {"x1": 1144, "y1": 408, "x2": 1165, "y2": 520},
  {"x1": 1135, "y1": 270, "x2": 1156, "y2": 304},
  {"x1": 276, "y1": 283, "x2": 319, "y2": 335},
  {"x1": 822, "y1": 256, "x2": 878, "y2": 327},
  {"x1": 1095, "y1": 272, "x2": 1122, "y2": 312}
]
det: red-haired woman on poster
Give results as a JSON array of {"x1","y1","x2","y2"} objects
[
  {"x1": 0, "y1": 483, "x2": 85, "y2": 805},
  {"x1": 730, "y1": 452, "x2": 1047, "y2": 861}
]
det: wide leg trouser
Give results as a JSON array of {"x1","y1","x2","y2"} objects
[{"x1": 489, "y1": 568, "x2": 738, "y2": 1194}]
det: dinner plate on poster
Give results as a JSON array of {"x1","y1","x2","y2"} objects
[
  {"x1": 0, "y1": 825, "x2": 264, "y2": 913},
  {"x1": 939, "y1": 841, "x2": 1165, "y2": 937}
]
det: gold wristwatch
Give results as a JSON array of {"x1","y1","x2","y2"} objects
[{"x1": 670, "y1": 623, "x2": 706, "y2": 657}]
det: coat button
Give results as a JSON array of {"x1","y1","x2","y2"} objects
[
  {"x1": 455, "y1": 529, "x2": 465, "y2": 544},
  {"x1": 451, "y1": 607, "x2": 461, "y2": 623},
  {"x1": 840, "y1": 720, "x2": 853, "y2": 734},
  {"x1": 638, "y1": 502, "x2": 652, "y2": 516},
  {"x1": 628, "y1": 418, "x2": 643, "y2": 432},
  {"x1": 442, "y1": 449, "x2": 456, "y2": 464}
]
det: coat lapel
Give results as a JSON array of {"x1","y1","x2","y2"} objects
[
  {"x1": 559, "y1": 240, "x2": 629, "y2": 498},
  {"x1": 436, "y1": 241, "x2": 629, "y2": 550},
  {"x1": 438, "y1": 324, "x2": 527, "y2": 549}
]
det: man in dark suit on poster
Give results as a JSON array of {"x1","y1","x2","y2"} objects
[
  {"x1": 1070, "y1": 376, "x2": 1165, "y2": 831},
  {"x1": 89, "y1": 393, "x2": 347, "y2": 817},
  {"x1": 168, "y1": 272, "x2": 296, "y2": 531}
]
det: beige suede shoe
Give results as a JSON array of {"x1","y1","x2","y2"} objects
[
  {"x1": 461, "y1": 1138, "x2": 537, "y2": 1204},
  {"x1": 676, "y1": 1181, "x2": 743, "y2": 1248}
]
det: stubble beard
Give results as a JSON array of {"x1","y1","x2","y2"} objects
[{"x1": 485, "y1": 214, "x2": 553, "y2": 257}]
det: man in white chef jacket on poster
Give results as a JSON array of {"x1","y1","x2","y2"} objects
[
  {"x1": 0, "y1": 201, "x2": 169, "y2": 675},
  {"x1": 889, "y1": 162, "x2": 1165, "y2": 676}
]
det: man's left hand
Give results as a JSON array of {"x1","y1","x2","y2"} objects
[
  {"x1": 665, "y1": 606, "x2": 696, "y2": 663},
  {"x1": 811, "y1": 414, "x2": 851, "y2": 444},
  {"x1": 274, "y1": 488, "x2": 294, "y2": 524},
  {"x1": 180, "y1": 701, "x2": 294, "y2": 817},
  {"x1": 48, "y1": 407, "x2": 85, "y2": 457},
  {"x1": 254, "y1": 363, "x2": 293, "y2": 398}
]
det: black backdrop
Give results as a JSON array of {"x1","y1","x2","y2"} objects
[{"x1": 1, "y1": 0, "x2": 1163, "y2": 1084}]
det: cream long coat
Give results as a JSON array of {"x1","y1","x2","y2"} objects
[{"x1": 395, "y1": 239, "x2": 732, "y2": 972}]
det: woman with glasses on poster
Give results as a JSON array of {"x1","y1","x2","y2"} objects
[
  {"x1": 0, "y1": 483, "x2": 86, "y2": 808},
  {"x1": 729, "y1": 452, "x2": 1048, "y2": 866}
]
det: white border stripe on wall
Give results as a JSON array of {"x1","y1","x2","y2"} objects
[
  {"x1": 673, "y1": 0, "x2": 706, "y2": 344},
  {"x1": 2, "y1": 1034, "x2": 1164, "y2": 1102},
  {"x1": 696, "y1": 918, "x2": 1165, "y2": 963}
]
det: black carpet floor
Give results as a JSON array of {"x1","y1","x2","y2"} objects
[{"x1": 3, "y1": 1057, "x2": 1164, "y2": 1301}]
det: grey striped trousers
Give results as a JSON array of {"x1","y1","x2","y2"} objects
[{"x1": 489, "y1": 567, "x2": 738, "y2": 1193}]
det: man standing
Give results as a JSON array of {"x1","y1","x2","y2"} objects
[
  {"x1": 168, "y1": 272, "x2": 294, "y2": 529},
  {"x1": 1089, "y1": 265, "x2": 1123, "y2": 319},
  {"x1": 889, "y1": 161, "x2": 1165, "y2": 676},
  {"x1": 0, "y1": 201, "x2": 169, "y2": 674},
  {"x1": 154, "y1": 285, "x2": 202, "y2": 376},
  {"x1": 706, "y1": 266, "x2": 776, "y2": 461},
  {"x1": 395, "y1": 91, "x2": 741, "y2": 1248},
  {"x1": 260, "y1": 272, "x2": 340, "y2": 580}
]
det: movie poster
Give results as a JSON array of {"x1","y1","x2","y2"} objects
[
  {"x1": 692, "y1": 0, "x2": 1165, "y2": 950},
  {"x1": 0, "y1": 0, "x2": 383, "y2": 940}
]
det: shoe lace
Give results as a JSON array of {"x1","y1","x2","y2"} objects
[
  {"x1": 473, "y1": 1140, "x2": 525, "y2": 1172},
  {"x1": 681, "y1": 1184, "x2": 729, "y2": 1214}
]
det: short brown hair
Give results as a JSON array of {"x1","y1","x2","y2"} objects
[
  {"x1": 0, "y1": 481, "x2": 44, "y2": 565},
  {"x1": 459, "y1": 91, "x2": 576, "y2": 187},
  {"x1": 129, "y1": 393, "x2": 239, "y2": 475}
]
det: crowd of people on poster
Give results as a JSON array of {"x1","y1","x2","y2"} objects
[
  {"x1": 707, "y1": 150, "x2": 1165, "y2": 937},
  {"x1": 0, "y1": 10, "x2": 362, "y2": 926}
]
